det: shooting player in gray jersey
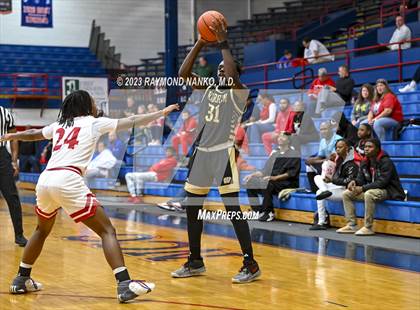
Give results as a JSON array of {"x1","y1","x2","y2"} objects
[{"x1": 171, "y1": 17, "x2": 261, "y2": 283}]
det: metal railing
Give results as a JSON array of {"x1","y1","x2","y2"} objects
[{"x1": 242, "y1": 38, "x2": 420, "y2": 88}]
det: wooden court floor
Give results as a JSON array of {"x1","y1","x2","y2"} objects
[{"x1": 0, "y1": 199, "x2": 419, "y2": 310}]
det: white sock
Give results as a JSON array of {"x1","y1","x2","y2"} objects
[
  {"x1": 113, "y1": 266, "x2": 127, "y2": 275},
  {"x1": 20, "y1": 262, "x2": 33, "y2": 269}
]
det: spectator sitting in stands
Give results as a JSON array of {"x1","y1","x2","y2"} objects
[
  {"x1": 147, "y1": 103, "x2": 164, "y2": 145},
  {"x1": 305, "y1": 121, "x2": 342, "y2": 193},
  {"x1": 19, "y1": 128, "x2": 40, "y2": 173},
  {"x1": 172, "y1": 110, "x2": 197, "y2": 156},
  {"x1": 399, "y1": 65, "x2": 420, "y2": 92},
  {"x1": 337, "y1": 138, "x2": 406, "y2": 236},
  {"x1": 125, "y1": 147, "x2": 177, "y2": 203},
  {"x1": 362, "y1": 79, "x2": 404, "y2": 140},
  {"x1": 246, "y1": 93, "x2": 276, "y2": 143},
  {"x1": 108, "y1": 130, "x2": 126, "y2": 160},
  {"x1": 331, "y1": 112, "x2": 358, "y2": 146},
  {"x1": 39, "y1": 141, "x2": 52, "y2": 165},
  {"x1": 194, "y1": 56, "x2": 213, "y2": 78},
  {"x1": 284, "y1": 100, "x2": 319, "y2": 150},
  {"x1": 244, "y1": 132, "x2": 301, "y2": 222},
  {"x1": 354, "y1": 123, "x2": 374, "y2": 164},
  {"x1": 307, "y1": 68, "x2": 335, "y2": 115},
  {"x1": 85, "y1": 141, "x2": 117, "y2": 180},
  {"x1": 388, "y1": 15, "x2": 412, "y2": 50},
  {"x1": 302, "y1": 37, "x2": 334, "y2": 64},
  {"x1": 262, "y1": 98, "x2": 293, "y2": 154},
  {"x1": 276, "y1": 50, "x2": 293, "y2": 69},
  {"x1": 123, "y1": 96, "x2": 137, "y2": 117},
  {"x1": 235, "y1": 96, "x2": 259, "y2": 154},
  {"x1": 352, "y1": 84, "x2": 374, "y2": 127},
  {"x1": 310, "y1": 139, "x2": 358, "y2": 230},
  {"x1": 316, "y1": 65, "x2": 355, "y2": 113}
]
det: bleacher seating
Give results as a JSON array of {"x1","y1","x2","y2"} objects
[{"x1": 0, "y1": 44, "x2": 106, "y2": 108}]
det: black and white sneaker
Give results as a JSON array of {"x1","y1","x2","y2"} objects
[
  {"x1": 10, "y1": 276, "x2": 42, "y2": 294},
  {"x1": 117, "y1": 280, "x2": 155, "y2": 303},
  {"x1": 258, "y1": 211, "x2": 274, "y2": 222},
  {"x1": 232, "y1": 260, "x2": 261, "y2": 284}
]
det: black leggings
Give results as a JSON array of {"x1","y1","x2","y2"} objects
[{"x1": 185, "y1": 191, "x2": 254, "y2": 262}]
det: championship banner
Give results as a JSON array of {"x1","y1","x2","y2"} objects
[
  {"x1": 62, "y1": 77, "x2": 109, "y2": 115},
  {"x1": 0, "y1": 0, "x2": 12, "y2": 14},
  {"x1": 21, "y1": 0, "x2": 53, "y2": 28}
]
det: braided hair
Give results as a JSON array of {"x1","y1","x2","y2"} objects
[{"x1": 58, "y1": 90, "x2": 95, "y2": 127}]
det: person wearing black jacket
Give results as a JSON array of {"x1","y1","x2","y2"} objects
[
  {"x1": 316, "y1": 65, "x2": 355, "y2": 113},
  {"x1": 311, "y1": 139, "x2": 358, "y2": 230},
  {"x1": 337, "y1": 138, "x2": 405, "y2": 236},
  {"x1": 244, "y1": 133, "x2": 301, "y2": 222}
]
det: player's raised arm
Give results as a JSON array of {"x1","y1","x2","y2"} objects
[
  {"x1": 210, "y1": 18, "x2": 244, "y2": 90},
  {"x1": 178, "y1": 37, "x2": 208, "y2": 90},
  {"x1": 0, "y1": 128, "x2": 44, "y2": 142},
  {"x1": 116, "y1": 103, "x2": 179, "y2": 131}
]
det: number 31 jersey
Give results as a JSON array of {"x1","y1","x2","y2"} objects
[
  {"x1": 42, "y1": 116, "x2": 118, "y2": 173},
  {"x1": 196, "y1": 85, "x2": 249, "y2": 148}
]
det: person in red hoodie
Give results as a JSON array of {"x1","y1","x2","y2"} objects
[
  {"x1": 172, "y1": 111, "x2": 197, "y2": 156},
  {"x1": 363, "y1": 79, "x2": 403, "y2": 140},
  {"x1": 261, "y1": 98, "x2": 292, "y2": 154},
  {"x1": 125, "y1": 147, "x2": 177, "y2": 203}
]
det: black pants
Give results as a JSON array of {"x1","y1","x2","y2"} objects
[
  {"x1": 246, "y1": 177, "x2": 291, "y2": 213},
  {"x1": 0, "y1": 147, "x2": 24, "y2": 236}
]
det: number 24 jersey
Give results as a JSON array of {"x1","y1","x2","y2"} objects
[{"x1": 41, "y1": 116, "x2": 118, "y2": 173}]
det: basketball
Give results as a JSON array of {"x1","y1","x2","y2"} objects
[{"x1": 197, "y1": 10, "x2": 227, "y2": 42}]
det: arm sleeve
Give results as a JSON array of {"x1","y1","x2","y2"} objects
[
  {"x1": 310, "y1": 40, "x2": 319, "y2": 53},
  {"x1": 317, "y1": 141, "x2": 326, "y2": 157},
  {"x1": 41, "y1": 123, "x2": 55, "y2": 139},
  {"x1": 93, "y1": 117, "x2": 118, "y2": 136},
  {"x1": 362, "y1": 159, "x2": 393, "y2": 192},
  {"x1": 259, "y1": 104, "x2": 276, "y2": 124},
  {"x1": 337, "y1": 79, "x2": 354, "y2": 98},
  {"x1": 381, "y1": 94, "x2": 396, "y2": 110},
  {"x1": 286, "y1": 158, "x2": 301, "y2": 178},
  {"x1": 332, "y1": 162, "x2": 358, "y2": 186}
]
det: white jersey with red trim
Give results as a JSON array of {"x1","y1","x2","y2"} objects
[{"x1": 42, "y1": 116, "x2": 118, "y2": 173}]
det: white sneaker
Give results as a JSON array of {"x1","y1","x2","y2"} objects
[{"x1": 399, "y1": 81, "x2": 417, "y2": 93}]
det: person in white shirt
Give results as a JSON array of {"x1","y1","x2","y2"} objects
[
  {"x1": 302, "y1": 37, "x2": 334, "y2": 64},
  {"x1": 245, "y1": 93, "x2": 276, "y2": 143},
  {"x1": 85, "y1": 140, "x2": 117, "y2": 180},
  {"x1": 1, "y1": 90, "x2": 178, "y2": 302},
  {"x1": 389, "y1": 15, "x2": 412, "y2": 50}
]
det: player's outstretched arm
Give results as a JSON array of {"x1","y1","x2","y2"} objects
[
  {"x1": 0, "y1": 128, "x2": 44, "y2": 142},
  {"x1": 210, "y1": 18, "x2": 244, "y2": 90},
  {"x1": 178, "y1": 37, "x2": 208, "y2": 90},
  {"x1": 116, "y1": 104, "x2": 179, "y2": 131}
]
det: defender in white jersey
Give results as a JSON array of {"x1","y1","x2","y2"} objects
[{"x1": 0, "y1": 90, "x2": 179, "y2": 303}]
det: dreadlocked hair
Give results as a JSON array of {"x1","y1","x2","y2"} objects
[{"x1": 58, "y1": 90, "x2": 94, "y2": 127}]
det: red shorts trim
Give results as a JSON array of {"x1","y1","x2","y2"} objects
[
  {"x1": 35, "y1": 206, "x2": 58, "y2": 219},
  {"x1": 69, "y1": 193, "x2": 99, "y2": 223},
  {"x1": 46, "y1": 166, "x2": 82, "y2": 176}
]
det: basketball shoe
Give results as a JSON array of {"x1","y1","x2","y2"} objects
[
  {"x1": 117, "y1": 280, "x2": 155, "y2": 303},
  {"x1": 10, "y1": 276, "x2": 42, "y2": 294}
]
